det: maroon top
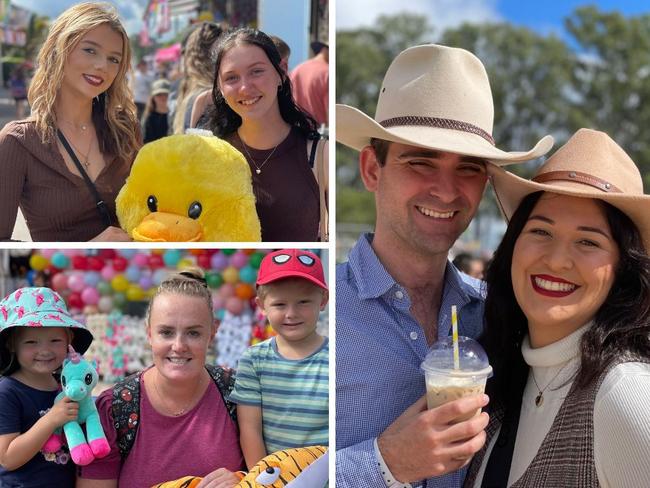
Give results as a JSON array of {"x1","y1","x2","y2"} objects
[
  {"x1": 225, "y1": 127, "x2": 319, "y2": 242},
  {"x1": 0, "y1": 120, "x2": 131, "y2": 241}
]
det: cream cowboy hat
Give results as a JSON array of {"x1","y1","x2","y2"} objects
[
  {"x1": 489, "y1": 128, "x2": 650, "y2": 251},
  {"x1": 336, "y1": 44, "x2": 554, "y2": 165}
]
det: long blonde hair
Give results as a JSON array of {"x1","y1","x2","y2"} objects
[
  {"x1": 28, "y1": 2, "x2": 140, "y2": 162},
  {"x1": 172, "y1": 22, "x2": 223, "y2": 134}
]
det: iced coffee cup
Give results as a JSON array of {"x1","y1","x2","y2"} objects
[{"x1": 420, "y1": 336, "x2": 492, "y2": 422}]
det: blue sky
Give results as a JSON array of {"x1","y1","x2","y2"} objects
[{"x1": 337, "y1": 0, "x2": 650, "y2": 36}]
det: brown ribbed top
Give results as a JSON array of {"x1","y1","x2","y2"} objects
[
  {"x1": 0, "y1": 120, "x2": 131, "y2": 241},
  {"x1": 225, "y1": 127, "x2": 319, "y2": 242}
]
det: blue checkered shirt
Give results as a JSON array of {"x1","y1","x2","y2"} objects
[{"x1": 336, "y1": 234, "x2": 486, "y2": 488}]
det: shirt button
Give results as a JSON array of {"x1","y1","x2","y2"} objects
[
  {"x1": 410, "y1": 331, "x2": 418, "y2": 340},
  {"x1": 395, "y1": 290, "x2": 404, "y2": 299}
]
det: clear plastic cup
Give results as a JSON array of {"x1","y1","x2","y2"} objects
[{"x1": 420, "y1": 336, "x2": 492, "y2": 421}]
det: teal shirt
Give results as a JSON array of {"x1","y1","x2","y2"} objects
[{"x1": 230, "y1": 336, "x2": 329, "y2": 453}]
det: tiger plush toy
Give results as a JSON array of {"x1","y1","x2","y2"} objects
[{"x1": 151, "y1": 446, "x2": 328, "y2": 488}]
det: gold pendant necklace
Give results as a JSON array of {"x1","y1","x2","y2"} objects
[
  {"x1": 238, "y1": 134, "x2": 280, "y2": 175},
  {"x1": 531, "y1": 361, "x2": 572, "y2": 407},
  {"x1": 151, "y1": 370, "x2": 203, "y2": 417}
]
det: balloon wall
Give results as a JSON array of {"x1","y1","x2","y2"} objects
[{"x1": 20, "y1": 248, "x2": 327, "y2": 380}]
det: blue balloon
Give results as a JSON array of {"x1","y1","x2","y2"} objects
[
  {"x1": 51, "y1": 252, "x2": 70, "y2": 269},
  {"x1": 153, "y1": 269, "x2": 167, "y2": 286},
  {"x1": 215, "y1": 308, "x2": 225, "y2": 320},
  {"x1": 84, "y1": 271, "x2": 101, "y2": 287},
  {"x1": 118, "y1": 249, "x2": 137, "y2": 259},
  {"x1": 163, "y1": 249, "x2": 182, "y2": 267},
  {"x1": 125, "y1": 265, "x2": 142, "y2": 283},
  {"x1": 26, "y1": 270, "x2": 36, "y2": 286},
  {"x1": 239, "y1": 266, "x2": 257, "y2": 284}
]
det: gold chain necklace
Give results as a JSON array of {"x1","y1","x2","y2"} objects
[
  {"x1": 238, "y1": 133, "x2": 280, "y2": 175},
  {"x1": 531, "y1": 361, "x2": 572, "y2": 407},
  {"x1": 151, "y1": 370, "x2": 204, "y2": 417},
  {"x1": 59, "y1": 127, "x2": 94, "y2": 170}
]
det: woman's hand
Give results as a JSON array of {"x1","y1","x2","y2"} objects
[
  {"x1": 196, "y1": 468, "x2": 240, "y2": 488},
  {"x1": 90, "y1": 226, "x2": 132, "y2": 242},
  {"x1": 45, "y1": 397, "x2": 79, "y2": 429}
]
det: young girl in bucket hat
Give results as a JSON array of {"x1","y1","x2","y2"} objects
[
  {"x1": 465, "y1": 129, "x2": 650, "y2": 487},
  {"x1": 0, "y1": 287, "x2": 93, "y2": 487}
]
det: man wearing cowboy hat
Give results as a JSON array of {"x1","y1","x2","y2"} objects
[{"x1": 335, "y1": 44, "x2": 553, "y2": 487}]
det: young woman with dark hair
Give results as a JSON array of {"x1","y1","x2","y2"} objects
[
  {"x1": 466, "y1": 129, "x2": 650, "y2": 487},
  {"x1": 200, "y1": 28, "x2": 328, "y2": 242}
]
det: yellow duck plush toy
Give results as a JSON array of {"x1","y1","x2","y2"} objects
[
  {"x1": 116, "y1": 130, "x2": 261, "y2": 242},
  {"x1": 151, "y1": 446, "x2": 328, "y2": 488}
]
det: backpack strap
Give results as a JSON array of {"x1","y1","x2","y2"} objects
[
  {"x1": 112, "y1": 366, "x2": 237, "y2": 460},
  {"x1": 306, "y1": 133, "x2": 329, "y2": 242},
  {"x1": 111, "y1": 370, "x2": 143, "y2": 460},
  {"x1": 206, "y1": 364, "x2": 237, "y2": 424}
]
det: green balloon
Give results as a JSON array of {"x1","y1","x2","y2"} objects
[
  {"x1": 249, "y1": 252, "x2": 264, "y2": 269},
  {"x1": 97, "y1": 281, "x2": 113, "y2": 296},
  {"x1": 113, "y1": 292, "x2": 127, "y2": 309},
  {"x1": 206, "y1": 272, "x2": 223, "y2": 289},
  {"x1": 221, "y1": 249, "x2": 236, "y2": 255}
]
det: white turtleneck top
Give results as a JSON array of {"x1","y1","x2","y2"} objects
[{"x1": 473, "y1": 323, "x2": 650, "y2": 487}]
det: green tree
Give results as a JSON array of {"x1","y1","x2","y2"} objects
[{"x1": 565, "y1": 6, "x2": 650, "y2": 188}]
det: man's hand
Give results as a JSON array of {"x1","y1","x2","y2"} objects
[{"x1": 377, "y1": 394, "x2": 489, "y2": 483}]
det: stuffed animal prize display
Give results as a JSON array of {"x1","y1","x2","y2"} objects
[
  {"x1": 116, "y1": 131, "x2": 261, "y2": 242},
  {"x1": 43, "y1": 346, "x2": 110, "y2": 466}
]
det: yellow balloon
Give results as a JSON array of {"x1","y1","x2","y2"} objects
[
  {"x1": 29, "y1": 254, "x2": 49, "y2": 271},
  {"x1": 126, "y1": 285, "x2": 145, "y2": 301},
  {"x1": 111, "y1": 275, "x2": 129, "y2": 292},
  {"x1": 222, "y1": 266, "x2": 239, "y2": 284},
  {"x1": 177, "y1": 257, "x2": 194, "y2": 270}
]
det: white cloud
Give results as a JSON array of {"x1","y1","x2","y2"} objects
[{"x1": 336, "y1": 0, "x2": 502, "y2": 32}]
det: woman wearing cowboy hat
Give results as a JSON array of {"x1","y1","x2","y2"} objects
[{"x1": 465, "y1": 129, "x2": 650, "y2": 487}]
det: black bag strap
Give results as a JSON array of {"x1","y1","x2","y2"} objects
[
  {"x1": 112, "y1": 366, "x2": 237, "y2": 460},
  {"x1": 481, "y1": 366, "x2": 527, "y2": 488},
  {"x1": 308, "y1": 133, "x2": 321, "y2": 169},
  {"x1": 56, "y1": 129, "x2": 112, "y2": 227}
]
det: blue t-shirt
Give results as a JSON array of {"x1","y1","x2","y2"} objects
[{"x1": 0, "y1": 376, "x2": 75, "y2": 487}]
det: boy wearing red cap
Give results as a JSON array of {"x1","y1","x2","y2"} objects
[{"x1": 229, "y1": 249, "x2": 329, "y2": 469}]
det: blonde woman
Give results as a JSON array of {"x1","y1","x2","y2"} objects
[
  {"x1": 77, "y1": 269, "x2": 243, "y2": 487},
  {"x1": 171, "y1": 22, "x2": 223, "y2": 135},
  {"x1": 0, "y1": 2, "x2": 140, "y2": 241}
]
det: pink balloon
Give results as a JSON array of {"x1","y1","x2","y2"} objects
[
  {"x1": 51, "y1": 272, "x2": 68, "y2": 292},
  {"x1": 67, "y1": 272, "x2": 85, "y2": 293},
  {"x1": 212, "y1": 295, "x2": 225, "y2": 310},
  {"x1": 132, "y1": 253, "x2": 149, "y2": 268},
  {"x1": 229, "y1": 251, "x2": 249, "y2": 269},
  {"x1": 62, "y1": 249, "x2": 82, "y2": 258},
  {"x1": 101, "y1": 265, "x2": 117, "y2": 281},
  {"x1": 219, "y1": 283, "x2": 235, "y2": 298},
  {"x1": 41, "y1": 249, "x2": 56, "y2": 259},
  {"x1": 225, "y1": 297, "x2": 244, "y2": 315},
  {"x1": 81, "y1": 287, "x2": 100, "y2": 306}
]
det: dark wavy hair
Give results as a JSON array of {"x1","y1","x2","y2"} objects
[
  {"x1": 482, "y1": 191, "x2": 650, "y2": 407},
  {"x1": 205, "y1": 27, "x2": 318, "y2": 139}
]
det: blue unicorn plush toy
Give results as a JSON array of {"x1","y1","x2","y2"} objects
[{"x1": 43, "y1": 346, "x2": 110, "y2": 465}]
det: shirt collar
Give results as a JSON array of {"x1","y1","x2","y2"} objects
[{"x1": 349, "y1": 233, "x2": 485, "y2": 306}]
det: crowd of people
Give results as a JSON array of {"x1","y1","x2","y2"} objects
[{"x1": 0, "y1": 1, "x2": 329, "y2": 243}]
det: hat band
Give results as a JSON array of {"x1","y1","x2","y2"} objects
[
  {"x1": 379, "y1": 116, "x2": 495, "y2": 146},
  {"x1": 532, "y1": 171, "x2": 621, "y2": 193}
]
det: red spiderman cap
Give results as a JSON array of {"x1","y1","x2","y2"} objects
[{"x1": 256, "y1": 249, "x2": 327, "y2": 290}]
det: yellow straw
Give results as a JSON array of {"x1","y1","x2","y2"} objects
[{"x1": 451, "y1": 305, "x2": 460, "y2": 370}]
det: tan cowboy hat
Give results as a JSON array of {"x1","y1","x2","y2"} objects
[
  {"x1": 489, "y1": 128, "x2": 650, "y2": 251},
  {"x1": 336, "y1": 44, "x2": 553, "y2": 165}
]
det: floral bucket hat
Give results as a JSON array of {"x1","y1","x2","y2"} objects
[{"x1": 0, "y1": 287, "x2": 94, "y2": 372}]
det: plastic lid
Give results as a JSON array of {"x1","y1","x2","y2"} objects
[{"x1": 421, "y1": 336, "x2": 492, "y2": 378}]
